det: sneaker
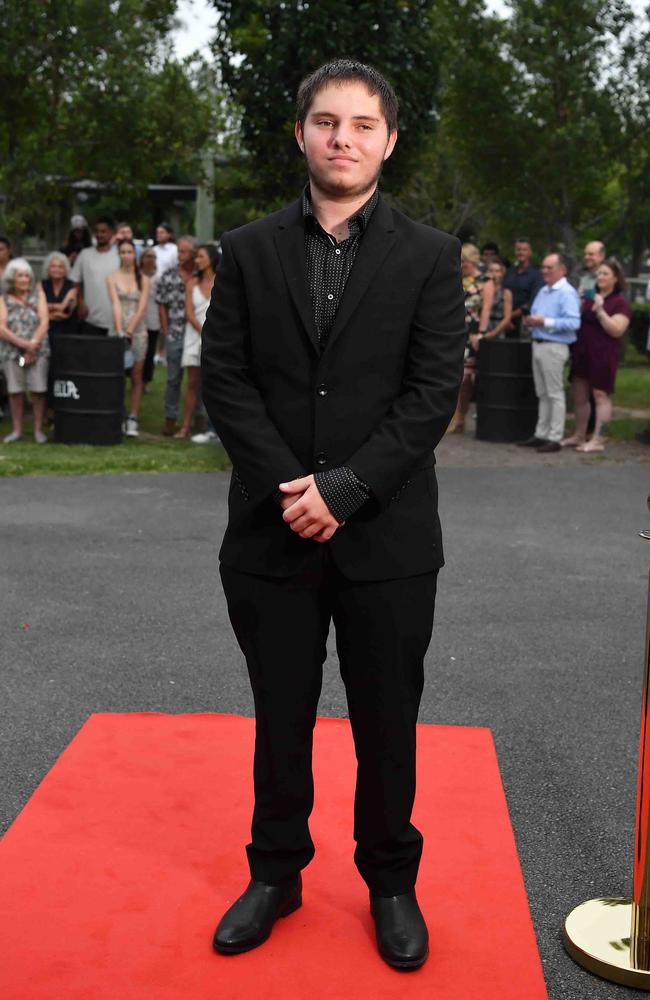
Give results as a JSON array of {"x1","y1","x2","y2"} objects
[
  {"x1": 34, "y1": 430, "x2": 48, "y2": 444},
  {"x1": 125, "y1": 416, "x2": 139, "y2": 438},
  {"x1": 3, "y1": 431, "x2": 22, "y2": 443},
  {"x1": 191, "y1": 431, "x2": 219, "y2": 444}
]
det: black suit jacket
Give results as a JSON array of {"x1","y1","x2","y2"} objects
[{"x1": 201, "y1": 194, "x2": 465, "y2": 581}]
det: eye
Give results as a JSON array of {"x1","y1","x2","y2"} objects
[{"x1": 316, "y1": 119, "x2": 335, "y2": 127}]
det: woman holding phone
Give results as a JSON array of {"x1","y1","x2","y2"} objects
[{"x1": 562, "y1": 257, "x2": 630, "y2": 453}]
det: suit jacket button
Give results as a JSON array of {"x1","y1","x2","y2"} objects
[
  {"x1": 316, "y1": 384, "x2": 328, "y2": 397},
  {"x1": 316, "y1": 452, "x2": 327, "y2": 465}
]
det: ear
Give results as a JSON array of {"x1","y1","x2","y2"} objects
[
  {"x1": 383, "y1": 129, "x2": 398, "y2": 162},
  {"x1": 294, "y1": 121, "x2": 305, "y2": 154}
]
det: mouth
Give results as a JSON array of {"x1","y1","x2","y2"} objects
[{"x1": 328, "y1": 156, "x2": 357, "y2": 163}]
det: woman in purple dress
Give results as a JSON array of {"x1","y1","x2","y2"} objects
[{"x1": 562, "y1": 257, "x2": 630, "y2": 453}]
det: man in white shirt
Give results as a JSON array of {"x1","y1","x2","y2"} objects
[
  {"x1": 71, "y1": 218, "x2": 119, "y2": 335},
  {"x1": 153, "y1": 223, "x2": 178, "y2": 275},
  {"x1": 519, "y1": 252, "x2": 581, "y2": 452}
]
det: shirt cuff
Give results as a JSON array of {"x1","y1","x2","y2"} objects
[
  {"x1": 543, "y1": 317, "x2": 556, "y2": 330},
  {"x1": 315, "y1": 466, "x2": 371, "y2": 523}
]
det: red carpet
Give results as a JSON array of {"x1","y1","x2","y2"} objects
[{"x1": 0, "y1": 714, "x2": 547, "y2": 999}]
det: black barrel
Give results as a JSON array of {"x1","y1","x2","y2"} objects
[
  {"x1": 50, "y1": 335, "x2": 124, "y2": 445},
  {"x1": 475, "y1": 339, "x2": 538, "y2": 442}
]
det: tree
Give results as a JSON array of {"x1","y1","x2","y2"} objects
[
  {"x1": 404, "y1": 0, "x2": 634, "y2": 256},
  {"x1": 610, "y1": 2, "x2": 650, "y2": 272},
  {"x1": 0, "y1": 0, "x2": 215, "y2": 240},
  {"x1": 209, "y1": 0, "x2": 440, "y2": 211}
]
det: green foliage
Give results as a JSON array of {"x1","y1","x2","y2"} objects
[
  {"x1": 210, "y1": 0, "x2": 440, "y2": 211},
  {"x1": 390, "y1": 0, "x2": 644, "y2": 259},
  {"x1": 0, "y1": 0, "x2": 215, "y2": 238}
]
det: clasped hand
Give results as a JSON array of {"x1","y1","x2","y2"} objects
[{"x1": 279, "y1": 474, "x2": 343, "y2": 543}]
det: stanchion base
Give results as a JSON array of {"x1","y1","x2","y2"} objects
[{"x1": 564, "y1": 897, "x2": 650, "y2": 989}]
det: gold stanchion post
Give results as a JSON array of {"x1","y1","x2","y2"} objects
[{"x1": 563, "y1": 496, "x2": 650, "y2": 989}]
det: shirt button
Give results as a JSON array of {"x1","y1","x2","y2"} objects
[
  {"x1": 327, "y1": 293, "x2": 334, "y2": 300},
  {"x1": 316, "y1": 384, "x2": 328, "y2": 397},
  {"x1": 315, "y1": 452, "x2": 327, "y2": 465},
  {"x1": 335, "y1": 249, "x2": 341, "y2": 255}
]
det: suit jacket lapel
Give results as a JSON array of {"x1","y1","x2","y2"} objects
[
  {"x1": 274, "y1": 200, "x2": 320, "y2": 355},
  {"x1": 322, "y1": 197, "x2": 396, "y2": 356}
]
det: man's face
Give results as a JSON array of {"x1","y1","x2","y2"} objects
[
  {"x1": 177, "y1": 240, "x2": 195, "y2": 267},
  {"x1": 541, "y1": 254, "x2": 565, "y2": 286},
  {"x1": 0, "y1": 242, "x2": 10, "y2": 266},
  {"x1": 117, "y1": 224, "x2": 133, "y2": 241},
  {"x1": 514, "y1": 241, "x2": 531, "y2": 265},
  {"x1": 94, "y1": 223, "x2": 113, "y2": 247},
  {"x1": 482, "y1": 249, "x2": 497, "y2": 265},
  {"x1": 295, "y1": 81, "x2": 397, "y2": 200},
  {"x1": 156, "y1": 226, "x2": 170, "y2": 245},
  {"x1": 583, "y1": 241, "x2": 604, "y2": 269}
]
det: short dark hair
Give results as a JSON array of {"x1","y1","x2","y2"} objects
[
  {"x1": 296, "y1": 59, "x2": 399, "y2": 134},
  {"x1": 601, "y1": 256, "x2": 626, "y2": 293},
  {"x1": 546, "y1": 251, "x2": 572, "y2": 273},
  {"x1": 157, "y1": 221, "x2": 173, "y2": 236},
  {"x1": 0, "y1": 235, "x2": 11, "y2": 250},
  {"x1": 94, "y1": 216, "x2": 115, "y2": 230},
  {"x1": 481, "y1": 241, "x2": 500, "y2": 254},
  {"x1": 515, "y1": 237, "x2": 532, "y2": 246}
]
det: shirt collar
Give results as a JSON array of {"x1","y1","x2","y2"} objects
[
  {"x1": 302, "y1": 185, "x2": 379, "y2": 236},
  {"x1": 545, "y1": 276, "x2": 568, "y2": 291}
]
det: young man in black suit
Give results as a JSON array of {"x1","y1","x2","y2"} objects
[{"x1": 202, "y1": 59, "x2": 465, "y2": 970}]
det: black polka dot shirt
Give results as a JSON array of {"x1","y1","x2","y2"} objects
[{"x1": 302, "y1": 186, "x2": 377, "y2": 523}]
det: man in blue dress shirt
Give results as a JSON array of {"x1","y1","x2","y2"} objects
[{"x1": 519, "y1": 252, "x2": 581, "y2": 453}]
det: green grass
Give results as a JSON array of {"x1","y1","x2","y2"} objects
[
  {"x1": 606, "y1": 417, "x2": 649, "y2": 442},
  {"x1": 613, "y1": 366, "x2": 650, "y2": 410},
  {"x1": 0, "y1": 369, "x2": 231, "y2": 477}
]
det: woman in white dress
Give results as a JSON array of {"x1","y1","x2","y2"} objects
[{"x1": 175, "y1": 244, "x2": 219, "y2": 439}]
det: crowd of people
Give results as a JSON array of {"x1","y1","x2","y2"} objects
[
  {"x1": 0, "y1": 222, "x2": 646, "y2": 451},
  {"x1": 0, "y1": 217, "x2": 221, "y2": 444},
  {"x1": 450, "y1": 237, "x2": 636, "y2": 453}
]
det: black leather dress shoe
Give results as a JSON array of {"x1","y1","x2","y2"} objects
[
  {"x1": 213, "y1": 875, "x2": 302, "y2": 954},
  {"x1": 536, "y1": 440, "x2": 561, "y2": 453},
  {"x1": 517, "y1": 436, "x2": 546, "y2": 448},
  {"x1": 370, "y1": 890, "x2": 429, "y2": 970}
]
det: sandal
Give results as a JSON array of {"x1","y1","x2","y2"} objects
[
  {"x1": 561, "y1": 435, "x2": 585, "y2": 448},
  {"x1": 173, "y1": 428, "x2": 191, "y2": 439},
  {"x1": 576, "y1": 439, "x2": 605, "y2": 453}
]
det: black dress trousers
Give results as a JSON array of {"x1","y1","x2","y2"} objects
[{"x1": 220, "y1": 551, "x2": 438, "y2": 897}]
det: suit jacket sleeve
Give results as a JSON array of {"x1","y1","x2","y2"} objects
[
  {"x1": 201, "y1": 232, "x2": 306, "y2": 502},
  {"x1": 346, "y1": 236, "x2": 465, "y2": 508}
]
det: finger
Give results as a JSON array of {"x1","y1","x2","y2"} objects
[
  {"x1": 280, "y1": 494, "x2": 302, "y2": 510},
  {"x1": 283, "y1": 501, "x2": 307, "y2": 523},
  {"x1": 298, "y1": 521, "x2": 324, "y2": 539},
  {"x1": 279, "y1": 476, "x2": 310, "y2": 493},
  {"x1": 289, "y1": 513, "x2": 318, "y2": 534},
  {"x1": 313, "y1": 524, "x2": 337, "y2": 543}
]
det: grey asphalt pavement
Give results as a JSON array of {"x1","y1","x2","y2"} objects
[{"x1": 1, "y1": 462, "x2": 650, "y2": 998}]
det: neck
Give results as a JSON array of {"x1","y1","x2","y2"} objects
[
  {"x1": 600, "y1": 285, "x2": 614, "y2": 296},
  {"x1": 180, "y1": 262, "x2": 194, "y2": 276},
  {"x1": 97, "y1": 243, "x2": 111, "y2": 253},
  {"x1": 308, "y1": 182, "x2": 375, "y2": 240}
]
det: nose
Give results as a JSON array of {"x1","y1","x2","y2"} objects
[{"x1": 331, "y1": 124, "x2": 353, "y2": 148}]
